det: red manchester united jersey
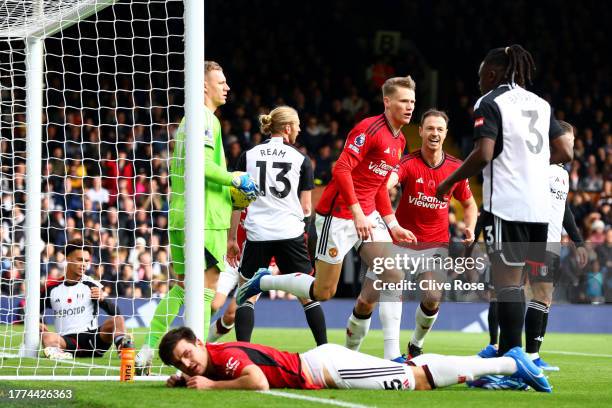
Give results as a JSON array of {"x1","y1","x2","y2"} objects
[
  {"x1": 205, "y1": 342, "x2": 321, "y2": 390},
  {"x1": 316, "y1": 114, "x2": 405, "y2": 219},
  {"x1": 395, "y1": 151, "x2": 472, "y2": 243}
]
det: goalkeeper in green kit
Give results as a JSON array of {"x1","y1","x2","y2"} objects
[{"x1": 136, "y1": 61, "x2": 258, "y2": 374}]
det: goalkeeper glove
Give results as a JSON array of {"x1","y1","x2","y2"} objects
[{"x1": 231, "y1": 172, "x2": 259, "y2": 200}]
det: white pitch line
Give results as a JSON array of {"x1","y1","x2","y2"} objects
[
  {"x1": 259, "y1": 390, "x2": 374, "y2": 408},
  {"x1": 544, "y1": 350, "x2": 612, "y2": 358},
  {"x1": 48, "y1": 358, "x2": 121, "y2": 371},
  {"x1": 3, "y1": 353, "x2": 121, "y2": 371}
]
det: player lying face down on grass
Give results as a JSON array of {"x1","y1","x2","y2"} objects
[{"x1": 158, "y1": 327, "x2": 552, "y2": 392}]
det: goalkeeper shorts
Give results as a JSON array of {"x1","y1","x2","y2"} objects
[{"x1": 169, "y1": 229, "x2": 227, "y2": 275}]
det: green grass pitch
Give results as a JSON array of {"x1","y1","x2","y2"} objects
[{"x1": 1, "y1": 328, "x2": 611, "y2": 407}]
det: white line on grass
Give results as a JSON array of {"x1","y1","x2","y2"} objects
[
  {"x1": 48, "y1": 358, "x2": 122, "y2": 371},
  {"x1": 3, "y1": 353, "x2": 120, "y2": 371},
  {"x1": 259, "y1": 390, "x2": 374, "y2": 408}
]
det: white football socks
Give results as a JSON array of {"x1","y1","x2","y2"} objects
[
  {"x1": 379, "y1": 293, "x2": 403, "y2": 359},
  {"x1": 260, "y1": 273, "x2": 314, "y2": 300},
  {"x1": 411, "y1": 303, "x2": 439, "y2": 348},
  {"x1": 411, "y1": 354, "x2": 517, "y2": 388},
  {"x1": 345, "y1": 311, "x2": 371, "y2": 351}
]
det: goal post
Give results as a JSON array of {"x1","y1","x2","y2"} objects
[
  {"x1": 182, "y1": 0, "x2": 205, "y2": 342},
  {"x1": 0, "y1": 0, "x2": 205, "y2": 379}
]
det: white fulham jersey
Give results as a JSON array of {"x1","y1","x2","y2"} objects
[
  {"x1": 237, "y1": 137, "x2": 314, "y2": 241},
  {"x1": 547, "y1": 164, "x2": 569, "y2": 243},
  {"x1": 41, "y1": 275, "x2": 117, "y2": 335},
  {"x1": 473, "y1": 84, "x2": 563, "y2": 223}
]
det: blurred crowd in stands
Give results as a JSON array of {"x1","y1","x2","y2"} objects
[{"x1": 0, "y1": 0, "x2": 610, "y2": 304}]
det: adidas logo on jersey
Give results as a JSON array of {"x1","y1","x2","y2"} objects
[
  {"x1": 416, "y1": 177, "x2": 424, "y2": 184},
  {"x1": 384, "y1": 147, "x2": 390, "y2": 154}
]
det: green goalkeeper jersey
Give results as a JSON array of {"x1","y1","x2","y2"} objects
[{"x1": 169, "y1": 106, "x2": 233, "y2": 230}]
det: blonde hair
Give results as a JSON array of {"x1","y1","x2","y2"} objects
[
  {"x1": 259, "y1": 106, "x2": 299, "y2": 135},
  {"x1": 204, "y1": 60, "x2": 223, "y2": 74},
  {"x1": 382, "y1": 75, "x2": 416, "y2": 97}
]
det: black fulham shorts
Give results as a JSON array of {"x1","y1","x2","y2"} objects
[
  {"x1": 62, "y1": 328, "x2": 112, "y2": 358},
  {"x1": 480, "y1": 211, "x2": 548, "y2": 267},
  {"x1": 239, "y1": 234, "x2": 313, "y2": 280}
]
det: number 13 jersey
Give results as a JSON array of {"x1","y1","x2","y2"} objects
[
  {"x1": 473, "y1": 84, "x2": 563, "y2": 223},
  {"x1": 237, "y1": 136, "x2": 314, "y2": 241}
]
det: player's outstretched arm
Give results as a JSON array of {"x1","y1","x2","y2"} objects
[
  {"x1": 186, "y1": 365, "x2": 269, "y2": 390},
  {"x1": 436, "y1": 138, "x2": 494, "y2": 201}
]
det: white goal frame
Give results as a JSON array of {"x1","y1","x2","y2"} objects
[{"x1": 1, "y1": 0, "x2": 205, "y2": 372}]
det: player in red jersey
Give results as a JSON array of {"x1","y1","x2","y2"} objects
[
  {"x1": 345, "y1": 110, "x2": 477, "y2": 362},
  {"x1": 158, "y1": 326, "x2": 552, "y2": 392},
  {"x1": 237, "y1": 76, "x2": 417, "y2": 306}
]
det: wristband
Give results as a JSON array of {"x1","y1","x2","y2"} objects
[{"x1": 387, "y1": 219, "x2": 399, "y2": 230}]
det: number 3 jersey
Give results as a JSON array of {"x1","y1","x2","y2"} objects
[
  {"x1": 236, "y1": 137, "x2": 314, "y2": 241},
  {"x1": 473, "y1": 84, "x2": 563, "y2": 223}
]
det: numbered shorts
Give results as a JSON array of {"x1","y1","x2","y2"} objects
[
  {"x1": 62, "y1": 328, "x2": 112, "y2": 358},
  {"x1": 301, "y1": 343, "x2": 415, "y2": 390},
  {"x1": 365, "y1": 245, "x2": 449, "y2": 281},
  {"x1": 480, "y1": 211, "x2": 548, "y2": 267},
  {"x1": 526, "y1": 251, "x2": 561, "y2": 284},
  {"x1": 239, "y1": 235, "x2": 313, "y2": 280},
  {"x1": 217, "y1": 261, "x2": 240, "y2": 296},
  {"x1": 315, "y1": 211, "x2": 392, "y2": 264},
  {"x1": 169, "y1": 229, "x2": 226, "y2": 275}
]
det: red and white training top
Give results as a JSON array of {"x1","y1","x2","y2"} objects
[
  {"x1": 205, "y1": 342, "x2": 321, "y2": 390},
  {"x1": 316, "y1": 114, "x2": 405, "y2": 219},
  {"x1": 394, "y1": 151, "x2": 472, "y2": 243}
]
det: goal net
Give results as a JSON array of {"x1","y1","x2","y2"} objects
[{"x1": 0, "y1": 0, "x2": 189, "y2": 380}]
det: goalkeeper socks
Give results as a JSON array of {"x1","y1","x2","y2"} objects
[
  {"x1": 379, "y1": 292, "x2": 403, "y2": 359},
  {"x1": 207, "y1": 316, "x2": 235, "y2": 342},
  {"x1": 496, "y1": 286, "x2": 525, "y2": 355},
  {"x1": 303, "y1": 301, "x2": 328, "y2": 346},
  {"x1": 235, "y1": 301, "x2": 255, "y2": 342},
  {"x1": 411, "y1": 354, "x2": 517, "y2": 388},
  {"x1": 488, "y1": 300, "x2": 499, "y2": 345},
  {"x1": 538, "y1": 306, "x2": 550, "y2": 353},
  {"x1": 146, "y1": 284, "x2": 185, "y2": 348},
  {"x1": 525, "y1": 300, "x2": 548, "y2": 353},
  {"x1": 345, "y1": 308, "x2": 371, "y2": 351},
  {"x1": 410, "y1": 302, "x2": 439, "y2": 348},
  {"x1": 203, "y1": 288, "x2": 215, "y2": 341},
  {"x1": 260, "y1": 273, "x2": 314, "y2": 300}
]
